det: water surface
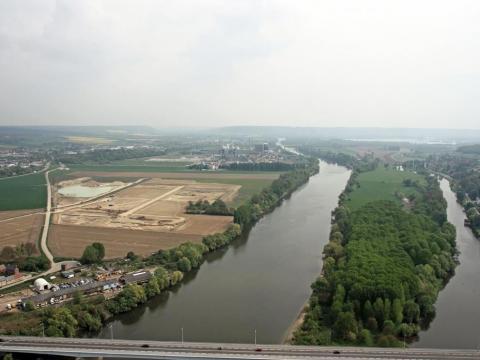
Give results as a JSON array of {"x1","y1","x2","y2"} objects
[
  {"x1": 98, "y1": 161, "x2": 350, "y2": 344},
  {"x1": 58, "y1": 185, "x2": 116, "y2": 198},
  {"x1": 414, "y1": 179, "x2": 480, "y2": 349}
]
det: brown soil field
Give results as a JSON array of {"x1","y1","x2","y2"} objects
[
  {"x1": 71, "y1": 171, "x2": 280, "y2": 180},
  {"x1": 0, "y1": 209, "x2": 42, "y2": 221},
  {"x1": 48, "y1": 224, "x2": 203, "y2": 259},
  {"x1": 0, "y1": 210, "x2": 44, "y2": 251},
  {"x1": 176, "y1": 215, "x2": 233, "y2": 235}
]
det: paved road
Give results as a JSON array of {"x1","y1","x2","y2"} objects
[
  {"x1": 0, "y1": 337, "x2": 478, "y2": 359},
  {"x1": 40, "y1": 168, "x2": 55, "y2": 267}
]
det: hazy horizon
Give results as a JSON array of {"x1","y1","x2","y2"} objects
[{"x1": 1, "y1": 1, "x2": 480, "y2": 129}]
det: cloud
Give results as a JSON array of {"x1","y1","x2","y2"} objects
[{"x1": 0, "y1": 0, "x2": 479, "y2": 128}]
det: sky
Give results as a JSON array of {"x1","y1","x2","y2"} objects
[{"x1": 0, "y1": 0, "x2": 479, "y2": 129}]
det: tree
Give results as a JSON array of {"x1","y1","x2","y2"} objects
[
  {"x1": 373, "y1": 298, "x2": 385, "y2": 327},
  {"x1": 43, "y1": 307, "x2": 77, "y2": 337},
  {"x1": 80, "y1": 243, "x2": 105, "y2": 264},
  {"x1": 333, "y1": 312, "x2": 357, "y2": 341},
  {"x1": 392, "y1": 299, "x2": 403, "y2": 324},
  {"x1": 92, "y1": 242, "x2": 105, "y2": 260},
  {"x1": 403, "y1": 301, "x2": 420, "y2": 324},
  {"x1": 145, "y1": 278, "x2": 161, "y2": 298},
  {"x1": 170, "y1": 271, "x2": 184, "y2": 285},
  {"x1": 23, "y1": 300, "x2": 35, "y2": 312},
  {"x1": 0, "y1": 246, "x2": 15, "y2": 262},
  {"x1": 363, "y1": 300, "x2": 374, "y2": 322},
  {"x1": 358, "y1": 329, "x2": 373, "y2": 346},
  {"x1": 177, "y1": 257, "x2": 192, "y2": 272}
]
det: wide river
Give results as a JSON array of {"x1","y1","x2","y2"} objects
[
  {"x1": 98, "y1": 161, "x2": 351, "y2": 344},
  {"x1": 413, "y1": 179, "x2": 480, "y2": 349}
]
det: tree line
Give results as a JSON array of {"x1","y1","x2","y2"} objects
[
  {"x1": 186, "y1": 199, "x2": 233, "y2": 216},
  {"x1": 56, "y1": 147, "x2": 166, "y2": 164},
  {"x1": 220, "y1": 162, "x2": 295, "y2": 171},
  {"x1": 0, "y1": 242, "x2": 49, "y2": 272},
  {"x1": 293, "y1": 161, "x2": 457, "y2": 347}
]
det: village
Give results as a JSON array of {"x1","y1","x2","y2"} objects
[{"x1": 0, "y1": 261, "x2": 154, "y2": 313}]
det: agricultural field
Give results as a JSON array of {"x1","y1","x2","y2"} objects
[
  {"x1": 0, "y1": 172, "x2": 46, "y2": 210},
  {"x1": 48, "y1": 225, "x2": 203, "y2": 259},
  {"x1": 0, "y1": 209, "x2": 44, "y2": 251},
  {"x1": 346, "y1": 166, "x2": 426, "y2": 211}
]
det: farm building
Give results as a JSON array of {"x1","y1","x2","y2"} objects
[
  {"x1": 34, "y1": 278, "x2": 51, "y2": 291},
  {"x1": 121, "y1": 270, "x2": 152, "y2": 285},
  {"x1": 22, "y1": 279, "x2": 119, "y2": 306}
]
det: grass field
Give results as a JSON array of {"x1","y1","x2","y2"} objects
[
  {"x1": 0, "y1": 172, "x2": 46, "y2": 210},
  {"x1": 346, "y1": 166, "x2": 426, "y2": 211}
]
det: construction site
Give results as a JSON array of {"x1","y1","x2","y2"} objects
[{"x1": 48, "y1": 177, "x2": 240, "y2": 258}]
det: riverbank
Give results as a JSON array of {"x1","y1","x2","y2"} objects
[
  {"x1": 412, "y1": 179, "x2": 480, "y2": 349},
  {"x1": 93, "y1": 161, "x2": 350, "y2": 343},
  {"x1": 293, "y1": 162, "x2": 457, "y2": 347},
  {"x1": 1, "y1": 159, "x2": 321, "y2": 338},
  {"x1": 282, "y1": 299, "x2": 308, "y2": 344}
]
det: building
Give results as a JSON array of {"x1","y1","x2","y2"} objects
[
  {"x1": 34, "y1": 278, "x2": 51, "y2": 291},
  {"x1": 22, "y1": 279, "x2": 119, "y2": 307},
  {"x1": 120, "y1": 271, "x2": 152, "y2": 285},
  {"x1": 5, "y1": 264, "x2": 20, "y2": 277}
]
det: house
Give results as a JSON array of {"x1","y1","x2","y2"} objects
[{"x1": 5, "y1": 264, "x2": 20, "y2": 278}]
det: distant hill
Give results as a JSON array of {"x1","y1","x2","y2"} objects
[{"x1": 215, "y1": 126, "x2": 480, "y2": 143}]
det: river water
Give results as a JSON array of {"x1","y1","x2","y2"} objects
[
  {"x1": 98, "y1": 161, "x2": 351, "y2": 344},
  {"x1": 413, "y1": 179, "x2": 480, "y2": 349}
]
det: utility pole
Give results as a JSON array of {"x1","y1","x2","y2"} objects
[
  {"x1": 254, "y1": 329, "x2": 257, "y2": 346},
  {"x1": 181, "y1": 327, "x2": 184, "y2": 344},
  {"x1": 109, "y1": 324, "x2": 113, "y2": 340},
  {"x1": 41, "y1": 324, "x2": 45, "y2": 337}
]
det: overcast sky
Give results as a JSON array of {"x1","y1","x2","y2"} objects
[{"x1": 0, "y1": 0, "x2": 479, "y2": 129}]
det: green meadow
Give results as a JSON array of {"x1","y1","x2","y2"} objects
[
  {"x1": 0, "y1": 172, "x2": 47, "y2": 210},
  {"x1": 346, "y1": 166, "x2": 426, "y2": 211}
]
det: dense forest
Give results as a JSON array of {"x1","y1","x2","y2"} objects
[
  {"x1": 56, "y1": 147, "x2": 166, "y2": 164},
  {"x1": 293, "y1": 163, "x2": 457, "y2": 347}
]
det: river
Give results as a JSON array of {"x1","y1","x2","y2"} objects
[
  {"x1": 413, "y1": 179, "x2": 480, "y2": 349},
  {"x1": 98, "y1": 161, "x2": 351, "y2": 344}
]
